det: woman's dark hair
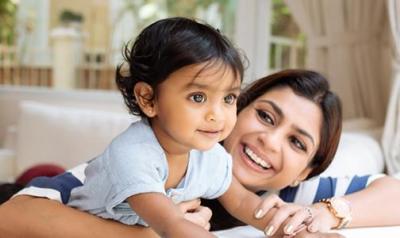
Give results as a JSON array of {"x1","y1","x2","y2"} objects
[
  {"x1": 238, "y1": 69, "x2": 342, "y2": 178},
  {"x1": 116, "y1": 17, "x2": 244, "y2": 117}
]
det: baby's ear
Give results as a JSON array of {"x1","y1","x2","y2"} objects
[{"x1": 133, "y1": 82, "x2": 156, "y2": 117}]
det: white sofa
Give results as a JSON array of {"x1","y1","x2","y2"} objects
[
  {"x1": 0, "y1": 86, "x2": 138, "y2": 181},
  {"x1": 0, "y1": 86, "x2": 385, "y2": 182}
]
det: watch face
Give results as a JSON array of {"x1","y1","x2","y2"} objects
[{"x1": 331, "y1": 198, "x2": 351, "y2": 218}]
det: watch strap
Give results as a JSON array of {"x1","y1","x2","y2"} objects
[{"x1": 319, "y1": 198, "x2": 352, "y2": 229}]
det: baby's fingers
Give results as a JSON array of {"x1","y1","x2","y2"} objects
[{"x1": 178, "y1": 199, "x2": 201, "y2": 213}]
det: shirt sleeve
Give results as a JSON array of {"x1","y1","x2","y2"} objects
[
  {"x1": 13, "y1": 163, "x2": 88, "y2": 204},
  {"x1": 104, "y1": 142, "x2": 167, "y2": 212},
  {"x1": 279, "y1": 174, "x2": 386, "y2": 205},
  {"x1": 202, "y1": 146, "x2": 233, "y2": 199}
]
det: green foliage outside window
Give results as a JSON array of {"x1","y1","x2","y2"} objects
[
  {"x1": 59, "y1": 9, "x2": 84, "y2": 25},
  {"x1": 0, "y1": 0, "x2": 17, "y2": 44}
]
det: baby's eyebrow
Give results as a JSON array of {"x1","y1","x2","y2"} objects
[
  {"x1": 229, "y1": 86, "x2": 241, "y2": 92},
  {"x1": 185, "y1": 83, "x2": 241, "y2": 93},
  {"x1": 185, "y1": 82, "x2": 209, "y2": 89}
]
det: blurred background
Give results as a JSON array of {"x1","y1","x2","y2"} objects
[{"x1": 0, "y1": 0, "x2": 304, "y2": 89}]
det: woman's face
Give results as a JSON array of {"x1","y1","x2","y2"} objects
[{"x1": 223, "y1": 86, "x2": 323, "y2": 191}]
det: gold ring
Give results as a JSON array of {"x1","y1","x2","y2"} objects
[{"x1": 304, "y1": 206, "x2": 313, "y2": 222}]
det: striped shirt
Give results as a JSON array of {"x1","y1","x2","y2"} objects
[
  {"x1": 278, "y1": 174, "x2": 384, "y2": 204},
  {"x1": 16, "y1": 165, "x2": 384, "y2": 209}
]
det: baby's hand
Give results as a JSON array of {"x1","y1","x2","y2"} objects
[
  {"x1": 178, "y1": 199, "x2": 212, "y2": 230},
  {"x1": 254, "y1": 194, "x2": 317, "y2": 236}
]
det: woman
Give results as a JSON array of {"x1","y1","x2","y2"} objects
[{"x1": 1, "y1": 70, "x2": 399, "y2": 238}]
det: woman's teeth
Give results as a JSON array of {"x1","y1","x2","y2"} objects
[{"x1": 244, "y1": 146, "x2": 271, "y2": 169}]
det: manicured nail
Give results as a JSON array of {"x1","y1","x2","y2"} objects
[
  {"x1": 255, "y1": 209, "x2": 264, "y2": 219},
  {"x1": 284, "y1": 224, "x2": 293, "y2": 234},
  {"x1": 264, "y1": 225, "x2": 274, "y2": 236}
]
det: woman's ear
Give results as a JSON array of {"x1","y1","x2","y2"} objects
[
  {"x1": 296, "y1": 166, "x2": 314, "y2": 183},
  {"x1": 133, "y1": 82, "x2": 157, "y2": 117}
]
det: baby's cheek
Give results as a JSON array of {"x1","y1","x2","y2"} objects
[{"x1": 226, "y1": 118, "x2": 237, "y2": 136}]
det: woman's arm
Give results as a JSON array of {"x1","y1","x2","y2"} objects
[
  {"x1": 218, "y1": 176, "x2": 280, "y2": 231},
  {"x1": 0, "y1": 195, "x2": 158, "y2": 238},
  {"x1": 314, "y1": 176, "x2": 400, "y2": 228},
  {"x1": 0, "y1": 195, "x2": 212, "y2": 238},
  {"x1": 269, "y1": 175, "x2": 400, "y2": 235}
]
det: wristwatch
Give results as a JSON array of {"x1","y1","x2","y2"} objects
[{"x1": 319, "y1": 197, "x2": 352, "y2": 229}]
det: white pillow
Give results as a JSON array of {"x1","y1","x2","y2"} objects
[
  {"x1": 15, "y1": 101, "x2": 136, "y2": 174},
  {"x1": 321, "y1": 132, "x2": 385, "y2": 177}
]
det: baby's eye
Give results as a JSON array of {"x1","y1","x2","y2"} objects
[
  {"x1": 224, "y1": 94, "x2": 237, "y2": 105},
  {"x1": 256, "y1": 109, "x2": 274, "y2": 125},
  {"x1": 290, "y1": 136, "x2": 307, "y2": 152},
  {"x1": 189, "y1": 93, "x2": 206, "y2": 103}
]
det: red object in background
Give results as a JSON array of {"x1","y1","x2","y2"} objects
[{"x1": 15, "y1": 164, "x2": 65, "y2": 186}]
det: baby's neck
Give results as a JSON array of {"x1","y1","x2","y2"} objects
[{"x1": 164, "y1": 152, "x2": 189, "y2": 189}]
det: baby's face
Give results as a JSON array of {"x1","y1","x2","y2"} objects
[{"x1": 150, "y1": 62, "x2": 241, "y2": 154}]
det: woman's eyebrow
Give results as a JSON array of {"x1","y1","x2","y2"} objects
[
  {"x1": 258, "y1": 99, "x2": 283, "y2": 117},
  {"x1": 258, "y1": 99, "x2": 315, "y2": 145},
  {"x1": 294, "y1": 127, "x2": 315, "y2": 146}
]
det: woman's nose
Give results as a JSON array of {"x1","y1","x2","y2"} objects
[{"x1": 257, "y1": 131, "x2": 281, "y2": 153}]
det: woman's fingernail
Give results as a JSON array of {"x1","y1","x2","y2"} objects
[
  {"x1": 284, "y1": 224, "x2": 293, "y2": 234},
  {"x1": 264, "y1": 225, "x2": 274, "y2": 236},
  {"x1": 255, "y1": 209, "x2": 264, "y2": 219}
]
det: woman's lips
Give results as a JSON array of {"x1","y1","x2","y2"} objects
[{"x1": 238, "y1": 143, "x2": 274, "y2": 174}]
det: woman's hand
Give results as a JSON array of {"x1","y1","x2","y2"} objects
[
  {"x1": 254, "y1": 194, "x2": 317, "y2": 236},
  {"x1": 289, "y1": 230, "x2": 345, "y2": 238},
  {"x1": 270, "y1": 230, "x2": 345, "y2": 238},
  {"x1": 177, "y1": 199, "x2": 212, "y2": 230},
  {"x1": 255, "y1": 194, "x2": 342, "y2": 237}
]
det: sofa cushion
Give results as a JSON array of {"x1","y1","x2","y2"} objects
[
  {"x1": 15, "y1": 101, "x2": 136, "y2": 175},
  {"x1": 321, "y1": 132, "x2": 385, "y2": 177}
]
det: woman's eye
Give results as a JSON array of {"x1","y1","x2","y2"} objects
[
  {"x1": 256, "y1": 109, "x2": 274, "y2": 125},
  {"x1": 290, "y1": 137, "x2": 307, "y2": 152},
  {"x1": 224, "y1": 94, "x2": 237, "y2": 105},
  {"x1": 189, "y1": 93, "x2": 206, "y2": 103}
]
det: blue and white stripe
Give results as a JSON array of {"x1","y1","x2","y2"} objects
[
  {"x1": 279, "y1": 174, "x2": 385, "y2": 205},
  {"x1": 16, "y1": 165, "x2": 384, "y2": 206},
  {"x1": 15, "y1": 163, "x2": 88, "y2": 204}
]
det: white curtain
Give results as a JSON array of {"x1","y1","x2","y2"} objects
[
  {"x1": 382, "y1": 0, "x2": 400, "y2": 174},
  {"x1": 284, "y1": 0, "x2": 391, "y2": 124}
]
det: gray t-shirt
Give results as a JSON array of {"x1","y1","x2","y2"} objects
[{"x1": 66, "y1": 119, "x2": 233, "y2": 226}]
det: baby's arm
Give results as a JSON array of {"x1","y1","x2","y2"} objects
[{"x1": 128, "y1": 193, "x2": 216, "y2": 238}]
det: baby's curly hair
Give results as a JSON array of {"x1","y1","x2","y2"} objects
[{"x1": 115, "y1": 17, "x2": 244, "y2": 118}]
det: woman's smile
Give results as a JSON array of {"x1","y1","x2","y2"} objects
[{"x1": 241, "y1": 143, "x2": 273, "y2": 171}]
